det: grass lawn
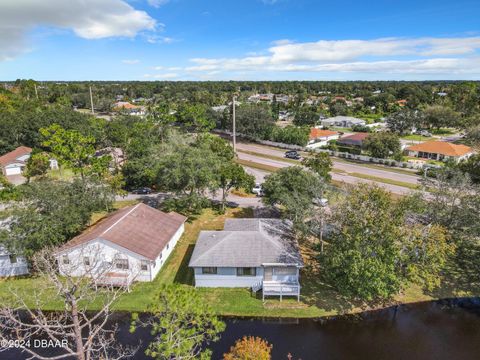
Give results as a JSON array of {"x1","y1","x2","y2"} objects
[
  {"x1": 347, "y1": 172, "x2": 420, "y2": 190},
  {"x1": 47, "y1": 167, "x2": 75, "y2": 181},
  {"x1": 401, "y1": 134, "x2": 432, "y2": 141}
]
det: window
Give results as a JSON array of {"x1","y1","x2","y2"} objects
[
  {"x1": 140, "y1": 260, "x2": 149, "y2": 271},
  {"x1": 115, "y1": 258, "x2": 129, "y2": 270},
  {"x1": 202, "y1": 267, "x2": 217, "y2": 275},
  {"x1": 9, "y1": 255, "x2": 17, "y2": 264},
  {"x1": 62, "y1": 255, "x2": 70, "y2": 265},
  {"x1": 274, "y1": 267, "x2": 297, "y2": 276},
  {"x1": 237, "y1": 267, "x2": 256, "y2": 276},
  {"x1": 166, "y1": 243, "x2": 169, "y2": 250},
  {"x1": 83, "y1": 257, "x2": 90, "y2": 266}
]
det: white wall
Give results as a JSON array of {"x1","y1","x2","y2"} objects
[
  {"x1": 57, "y1": 223, "x2": 185, "y2": 282},
  {"x1": 193, "y1": 267, "x2": 264, "y2": 287},
  {"x1": 150, "y1": 223, "x2": 184, "y2": 280},
  {"x1": 0, "y1": 254, "x2": 29, "y2": 277},
  {"x1": 4, "y1": 163, "x2": 24, "y2": 175}
]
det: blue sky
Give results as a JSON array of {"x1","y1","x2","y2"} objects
[{"x1": 0, "y1": 0, "x2": 479, "y2": 80}]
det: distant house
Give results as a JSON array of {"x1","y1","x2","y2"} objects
[
  {"x1": 306, "y1": 129, "x2": 339, "y2": 149},
  {"x1": 0, "y1": 247, "x2": 29, "y2": 277},
  {"x1": 0, "y1": 146, "x2": 32, "y2": 176},
  {"x1": 113, "y1": 101, "x2": 145, "y2": 116},
  {"x1": 56, "y1": 203, "x2": 186, "y2": 286},
  {"x1": 337, "y1": 132, "x2": 370, "y2": 148},
  {"x1": 396, "y1": 99, "x2": 407, "y2": 107},
  {"x1": 405, "y1": 141, "x2": 474, "y2": 162},
  {"x1": 321, "y1": 116, "x2": 366, "y2": 128},
  {"x1": 189, "y1": 218, "x2": 304, "y2": 300}
]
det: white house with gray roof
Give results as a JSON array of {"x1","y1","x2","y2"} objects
[
  {"x1": 189, "y1": 218, "x2": 303, "y2": 300},
  {"x1": 321, "y1": 116, "x2": 366, "y2": 128}
]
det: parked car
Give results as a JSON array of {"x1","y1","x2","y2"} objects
[
  {"x1": 285, "y1": 150, "x2": 301, "y2": 160},
  {"x1": 132, "y1": 187, "x2": 152, "y2": 194},
  {"x1": 416, "y1": 130, "x2": 432, "y2": 137},
  {"x1": 252, "y1": 183, "x2": 264, "y2": 197}
]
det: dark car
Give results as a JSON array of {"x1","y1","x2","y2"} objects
[
  {"x1": 285, "y1": 150, "x2": 301, "y2": 160},
  {"x1": 132, "y1": 187, "x2": 152, "y2": 194}
]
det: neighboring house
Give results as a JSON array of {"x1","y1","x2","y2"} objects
[
  {"x1": 56, "y1": 203, "x2": 186, "y2": 287},
  {"x1": 306, "y1": 129, "x2": 339, "y2": 149},
  {"x1": 337, "y1": 132, "x2": 370, "y2": 148},
  {"x1": 189, "y1": 218, "x2": 304, "y2": 301},
  {"x1": 0, "y1": 247, "x2": 29, "y2": 277},
  {"x1": 405, "y1": 141, "x2": 474, "y2": 162},
  {"x1": 321, "y1": 116, "x2": 366, "y2": 128},
  {"x1": 112, "y1": 101, "x2": 146, "y2": 116},
  {"x1": 0, "y1": 146, "x2": 32, "y2": 176}
]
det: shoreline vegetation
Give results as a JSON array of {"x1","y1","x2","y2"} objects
[{"x1": 1, "y1": 205, "x2": 478, "y2": 318}]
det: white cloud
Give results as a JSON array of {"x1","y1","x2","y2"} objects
[
  {"x1": 146, "y1": 35, "x2": 176, "y2": 44},
  {"x1": 144, "y1": 72, "x2": 179, "y2": 79},
  {"x1": 122, "y1": 59, "x2": 140, "y2": 64},
  {"x1": 267, "y1": 37, "x2": 480, "y2": 64},
  {"x1": 183, "y1": 37, "x2": 480, "y2": 77},
  {"x1": 147, "y1": 0, "x2": 169, "y2": 8},
  {"x1": 0, "y1": 0, "x2": 156, "y2": 61}
]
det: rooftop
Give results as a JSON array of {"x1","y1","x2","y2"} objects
[
  {"x1": 59, "y1": 203, "x2": 187, "y2": 260},
  {"x1": 189, "y1": 218, "x2": 304, "y2": 268},
  {"x1": 0, "y1": 146, "x2": 32, "y2": 167},
  {"x1": 309, "y1": 128, "x2": 338, "y2": 140},
  {"x1": 406, "y1": 141, "x2": 473, "y2": 157}
]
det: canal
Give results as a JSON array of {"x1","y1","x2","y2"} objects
[{"x1": 3, "y1": 299, "x2": 480, "y2": 359}]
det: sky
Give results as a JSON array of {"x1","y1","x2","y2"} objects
[{"x1": 0, "y1": 0, "x2": 479, "y2": 81}]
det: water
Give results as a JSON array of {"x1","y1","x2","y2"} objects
[{"x1": 3, "y1": 299, "x2": 480, "y2": 359}]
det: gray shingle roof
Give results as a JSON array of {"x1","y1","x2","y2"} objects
[{"x1": 189, "y1": 219, "x2": 304, "y2": 268}]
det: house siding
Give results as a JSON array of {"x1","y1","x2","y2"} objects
[
  {"x1": 57, "y1": 223, "x2": 184, "y2": 282},
  {"x1": 193, "y1": 267, "x2": 264, "y2": 287},
  {"x1": 0, "y1": 254, "x2": 29, "y2": 277}
]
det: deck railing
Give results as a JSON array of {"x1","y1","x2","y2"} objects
[{"x1": 262, "y1": 281, "x2": 300, "y2": 301}]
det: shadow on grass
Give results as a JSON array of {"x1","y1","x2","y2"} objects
[{"x1": 173, "y1": 244, "x2": 195, "y2": 285}]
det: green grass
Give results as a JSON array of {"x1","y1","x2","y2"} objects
[
  {"x1": 431, "y1": 128, "x2": 456, "y2": 135},
  {"x1": 235, "y1": 159, "x2": 278, "y2": 173},
  {"x1": 47, "y1": 167, "x2": 75, "y2": 181},
  {"x1": 401, "y1": 134, "x2": 432, "y2": 141},
  {"x1": 348, "y1": 172, "x2": 419, "y2": 190}
]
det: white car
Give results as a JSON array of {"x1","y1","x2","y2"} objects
[{"x1": 252, "y1": 183, "x2": 264, "y2": 197}]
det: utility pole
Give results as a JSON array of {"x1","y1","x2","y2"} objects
[
  {"x1": 232, "y1": 95, "x2": 236, "y2": 153},
  {"x1": 89, "y1": 86, "x2": 94, "y2": 114},
  {"x1": 34, "y1": 84, "x2": 38, "y2": 100}
]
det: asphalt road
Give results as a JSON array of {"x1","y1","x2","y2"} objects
[
  {"x1": 235, "y1": 142, "x2": 420, "y2": 195},
  {"x1": 117, "y1": 190, "x2": 262, "y2": 208}
]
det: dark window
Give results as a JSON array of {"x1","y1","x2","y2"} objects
[
  {"x1": 237, "y1": 267, "x2": 256, "y2": 276},
  {"x1": 83, "y1": 257, "x2": 90, "y2": 266},
  {"x1": 9, "y1": 255, "x2": 17, "y2": 264},
  {"x1": 140, "y1": 260, "x2": 149, "y2": 271},
  {"x1": 115, "y1": 259, "x2": 129, "y2": 270},
  {"x1": 202, "y1": 267, "x2": 217, "y2": 275},
  {"x1": 62, "y1": 255, "x2": 70, "y2": 265}
]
